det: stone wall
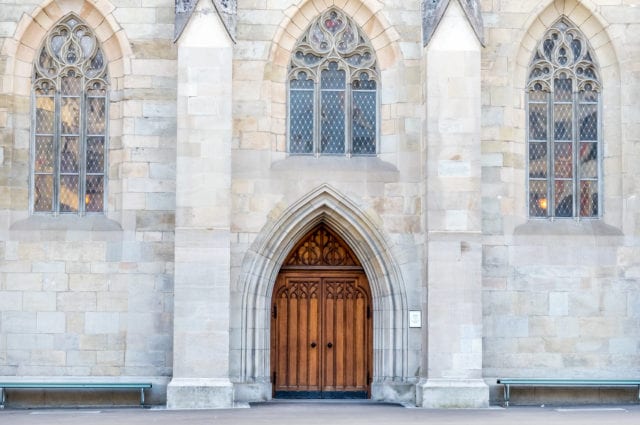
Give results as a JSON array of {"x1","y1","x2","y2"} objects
[
  {"x1": 0, "y1": 0, "x2": 637, "y2": 408},
  {"x1": 480, "y1": 0, "x2": 640, "y2": 405},
  {"x1": 0, "y1": 0, "x2": 177, "y2": 405}
]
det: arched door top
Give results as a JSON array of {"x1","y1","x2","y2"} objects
[{"x1": 282, "y1": 224, "x2": 362, "y2": 270}]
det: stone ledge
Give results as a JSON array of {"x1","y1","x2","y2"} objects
[
  {"x1": 271, "y1": 156, "x2": 399, "y2": 179},
  {"x1": 514, "y1": 220, "x2": 623, "y2": 238},
  {"x1": 10, "y1": 215, "x2": 123, "y2": 232},
  {"x1": 417, "y1": 378, "x2": 489, "y2": 408},
  {"x1": 167, "y1": 378, "x2": 234, "y2": 409}
]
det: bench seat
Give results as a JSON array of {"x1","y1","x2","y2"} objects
[
  {"x1": 0, "y1": 382, "x2": 152, "y2": 408},
  {"x1": 497, "y1": 378, "x2": 640, "y2": 407}
]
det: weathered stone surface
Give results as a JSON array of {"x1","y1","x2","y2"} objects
[{"x1": 0, "y1": 0, "x2": 637, "y2": 410}]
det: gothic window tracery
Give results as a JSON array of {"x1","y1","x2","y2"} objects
[
  {"x1": 288, "y1": 9, "x2": 378, "y2": 156},
  {"x1": 32, "y1": 15, "x2": 109, "y2": 214},
  {"x1": 527, "y1": 19, "x2": 601, "y2": 219}
]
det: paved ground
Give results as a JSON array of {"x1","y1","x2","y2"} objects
[{"x1": 1, "y1": 401, "x2": 640, "y2": 425}]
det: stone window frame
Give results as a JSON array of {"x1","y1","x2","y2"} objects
[
  {"x1": 526, "y1": 18, "x2": 602, "y2": 220},
  {"x1": 287, "y1": 8, "x2": 380, "y2": 157},
  {"x1": 30, "y1": 14, "x2": 109, "y2": 215}
]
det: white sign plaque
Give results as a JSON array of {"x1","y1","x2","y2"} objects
[{"x1": 409, "y1": 310, "x2": 422, "y2": 328}]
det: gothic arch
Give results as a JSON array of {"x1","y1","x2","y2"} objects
[
  {"x1": 509, "y1": 0, "x2": 622, "y2": 228},
  {"x1": 234, "y1": 185, "x2": 409, "y2": 400},
  {"x1": 270, "y1": 0, "x2": 401, "y2": 71},
  {"x1": 265, "y1": 0, "x2": 402, "y2": 157},
  {"x1": 4, "y1": 0, "x2": 131, "y2": 95}
]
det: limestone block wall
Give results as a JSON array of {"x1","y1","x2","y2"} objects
[
  {"x1": 0, "y1": 0, "x2": 177, "y2": 404},
  {"x1": 480, "y1": 0, "x2": 640, "y2": 404}
]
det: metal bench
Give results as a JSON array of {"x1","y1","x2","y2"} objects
[
  {"x1": 497, "y1": 378, "x2": 640, "y2": 407},
  {"x1": 0, "y1": 382, "x2": 152, "y2": 408}
]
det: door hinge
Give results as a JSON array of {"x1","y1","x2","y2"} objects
[
  {"x1": 367, "y1": 372, "x2": 371, "y2": 384},
  {"x1": 272, "y1": 305, "x2": 277, "y2": 319},
  {"x1": 272, "y1": 372, "x2": 276, "y2": 385},
  {"x1": 367, "y1": 306, "x2": 371, "y2": 319}
]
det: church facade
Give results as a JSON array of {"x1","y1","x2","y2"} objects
[{"x1": 0, "y1": 0, "x2": 638, "y2": 408}]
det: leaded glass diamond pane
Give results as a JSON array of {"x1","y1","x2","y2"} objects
[
  {"x1": 320, "y1": 63, "x2": 346, "y2": 154},
  {"x1": 529, "y1": 180, "x2": 548, "y2": 217},
  {"x1": 87, "y1": 97, "x2": 106, "y2": 134},
  {"x1": 554, "y1": 180, "x2": 573, "y2": 217},
  {"x1": 554, "y1": 77, "x2": 572, "y2": 102},
  {"x1": 36, "y1": 97, "x2": 55, "y2": 134},
  {"x1": 580, "y1": 88, "x2": 598, "y2": 103},
  {"x1": 290, "y1": 90, "x2": 314, "y2": 154},
  {"x1": 579, "y1": 142, "x2": 597, "y2": 179},
  {"x1": 61, "y1": 74, "x2": 81, "y2": 96},
  {"x1": 321, "y1": 62, "x2": 345, "y2": 90},
  {"x1": 60, "y1": 136, "x2": 80, "y2": 173},
  {"x1": 352, "y1": 90, "x2": 376, "y2": 155},
  {"x1": 34, "y1": 175, "x2": 54, "y2": 212},
  {"x1": 529, "y1": 90, "x2": 547, "y2": 102},
  {"x1": 320, "y1": 91, "x2": 345, "y2": 154},
  {"x1": 59, "y1": 175, "x2": 79, "y2": 213},
  {"x1": 35, "y1": 136, "x2": 54, "y2": 173},
  {"x1": 528, "y1": 102, "x2": 547, "y2": 140},
  {"x1": 87, "y1": 137, "x2": 105, "y2": 173},
  {"x1": 528, "y1": 142, "x2": 547, "y2": 178},
  {"x1": 85, "y1": 175, "x2": 104, "y2": 213},
  {"x1": 61, "y1": 97, "x2": 80, "y2": 134},
  {"x1": 579, "y1": 180, "x2": 598, "y2": 217},
  {"x1": 554, "y1": 142, "x2": 573, "y2": 178},
  {"x1": 554, "y1": 104, "x2": 572, "y2": 140},
  {"x1": 578, "y1": 103, "x2": 597, "y2": 141}
]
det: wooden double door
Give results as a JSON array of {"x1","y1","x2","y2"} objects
[
  {"x1": 271, "y1": 271, "x2": 372, "y2": 399},
  {"x1": 270, "y1": 224, "x2": 372, "y2": 399}
]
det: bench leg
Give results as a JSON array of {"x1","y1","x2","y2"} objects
[
  {"x1": 1, "y1": 387, "x2": 4, "y2": 409},
  {"x1": 503, "y1": 384, "x2": 510, "y2": 407},
  {"x1": 140, "y1": 388, "x2": 145, "y2": 407}
]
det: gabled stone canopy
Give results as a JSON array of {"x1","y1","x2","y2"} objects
[
  {"x1": 422, "y1": 0, "x2": 484, "y2": 46},
  {"x1": 175, "y1": 0, "x2": 236, "y2": 41}
]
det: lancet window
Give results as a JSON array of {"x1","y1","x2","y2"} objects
[
  {"x1": 288, "y1": 9, "x2": 378, "y2": 156},
  {"x1": 32, "y1": 15, "x2": 109, "y2": 214},
  {"x1": 527, "y1": 19, "x2": 601, "y2": 218}
]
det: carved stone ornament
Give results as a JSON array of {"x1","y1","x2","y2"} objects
[
  {"x1": 422, "y1": 0, "x2": 484, "y2": 47},
  {"x1": 175, "y1": 0, "x2": 236, "y2": 42}
]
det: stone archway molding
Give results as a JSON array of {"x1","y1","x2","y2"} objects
[{"x1": 234, "y1": 184, "x2": 413, "y2": 403}]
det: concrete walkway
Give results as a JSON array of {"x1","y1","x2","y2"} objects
[{"x1": 1, "y1": 401, "x2": 639, "y2": 425}]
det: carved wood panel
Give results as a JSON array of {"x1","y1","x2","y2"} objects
[
  {"x1": 271, "y1": 271, "x2": 372, "y2": 398},
  {"x1": 283, "y1": 224, "x2": 361, "y2": 268}
]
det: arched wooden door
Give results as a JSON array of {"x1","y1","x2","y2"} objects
[{"x1": 271, "y1": 224, "x2": 372, "y2": 399}]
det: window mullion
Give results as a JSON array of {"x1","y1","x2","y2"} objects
[
  {"x1": 79, "y1": 82, "x2": 87, "y2": 215},
  {"x1": 54, "y1": 83, "x2": 62, "y2": 215},
  {"x1": 346, "y1": 80, "x2": 352, "y2": 157},
  {"x1": 547, "y1": 90, "x2": 554, "y2": 219},
  {"x1": 572, "y1": 87, "x2": 579, "y2": 219},
  {"x1": 314, "y1": 78, "x2": 320, "y2": 157}
]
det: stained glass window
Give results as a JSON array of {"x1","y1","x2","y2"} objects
[
  {"x1": 32, "y1": 15, "x2": 108, "y2": 214},
  {"x1": 526, "y1": 19, "x2": 600, "y2": 218},
  {"x1": 288, "y1": 8, "x2": 378, "y2": 156}
]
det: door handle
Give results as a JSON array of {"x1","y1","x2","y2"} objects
[
  {"x1": 310, "y1": 342, "x2": 317, "y2": 348},
  {"x1": 327, "y1": 342, "x2": 333, "y2": 349}
]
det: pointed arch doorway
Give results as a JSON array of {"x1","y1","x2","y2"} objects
[{"x1": 271, "y1": 223, "x2": 372, "y2": 399}]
